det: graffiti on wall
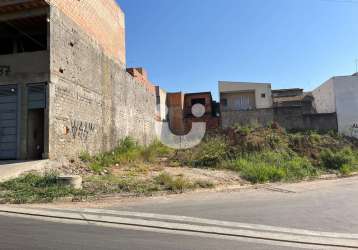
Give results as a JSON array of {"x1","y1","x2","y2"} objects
[
  {"x1": 0, "y1": 66, "x2": 10, "y2": 76},
  {"x1": 70, "y1": 120, "x2": 96, "y2": 141}
]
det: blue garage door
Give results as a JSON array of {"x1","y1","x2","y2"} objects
[{"x1": 0, "y1": 85, "x2": 17, "y2": 160}]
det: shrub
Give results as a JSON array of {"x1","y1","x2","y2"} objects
[
  {"x1": 235, "y1": 125, "x2": 254, "y2": 136},
  {"x1": 320, "y1": 148, "x2": 356, "y2": 170},
  {"x1": 238, "y1": 161, "x2": 285, "y2": 184},
  {"x1": 308, "y1": 133, "x2": 321, "y2": 144},
  {"x1": 226, "y1": 151, "x2": 317, "y2": 183},
  {"x1": 339, "y1": 164, "x2": 353, "y2": 176},
  {"x1": 284, "y1": 156, "x2": 318, "y2": 181},
  {"x1": 154, "y1": 172, "x2": 195, "y2": 193},
  {"x1": 189, "y1": 136, "x2": 229, "y2": 167},
  {"x1": 265, "y1": 134, "x2": 283, "y2": 149},
  {"x1": 79, "y1": 151, "x2": 92, "y2": 162},
  {"x1": 141, "y1": 140, "x2": 173, "y2": 163},
  {"x1": 113, "y1": 137, "x2": 143, "y2": 164}
]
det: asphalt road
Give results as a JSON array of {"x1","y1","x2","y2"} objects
[
  {"x1": 111, "y1": 176, "x2": 358, "y2": 234},
  {"x1": 1, "y1": 176, "x2": 358, "y2": 250},
  {"x1": 0, "y1": 215, "x2": 296, "y2": 250}
]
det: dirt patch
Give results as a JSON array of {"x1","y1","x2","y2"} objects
[{"x1": 163, "y1": 167, "x2": 244, "y2": 185}]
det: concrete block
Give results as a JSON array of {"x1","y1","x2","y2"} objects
[{"x1": 57, "y1": 175, "x2": 82, "y2": 189}]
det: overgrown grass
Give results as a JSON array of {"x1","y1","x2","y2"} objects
[
  {"x1": 0, "y1": 170, "x2": 215, "y2": 204},
  {"x1": 320, "y1": 147, "x2": 358, "y2": 175},
  {"x1": 224, "y1": 151, "x2": 318, "y2": 183},
  {"x1": 172, "y1": 126, "x2": 358, "y2": 184},
  {"x1": 85, "y1": 172, "x2": 214, "y2": 196},
  {"x1": 176, "y1": 136, "x2": 230, "y2": 167},
  {"x1": 0, "y1": 172, "x2": 88, "y2": 204},
  {"x1": 81, "y1": 137, "x2": 174, "y2": 173},
  {"x1": 3, "y1": 128, "x2": 357, "y2": 203}
]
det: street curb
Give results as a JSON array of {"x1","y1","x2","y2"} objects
[{"x1": 0, "y1": 206, "x2": 357, "y2": 249}]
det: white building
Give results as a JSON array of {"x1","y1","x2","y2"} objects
[
  {"x1": 219, "y1": 81, "x2": 273, "y2": 111},
  {"x1": 313, "y1": 73, "x2": 358, "y2": 138}
]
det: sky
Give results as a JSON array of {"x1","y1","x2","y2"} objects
[{"x1": 117, "y1": 0, "x2": 358, "y2": 100}]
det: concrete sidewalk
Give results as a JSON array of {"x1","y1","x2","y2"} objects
[{"x1": 0, "y1": 160, "x2": 55, "y2": 182}]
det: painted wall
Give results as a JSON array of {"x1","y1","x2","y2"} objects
[
  {"x1": 313, "y1": 75, "x2": 358, "y2": 138},
  {"x1": 166, "y1": 92, "x2": 185, "y2": 135},
  {"x1": 48, "y1": 6, "x2": 156, "y2": 159},
  {"x1": 219, "y1": 81, "x2": 273, "y2": 110},
  {"x1": 312, "y1": 78, "x2": 336, "y2": 113},
  {"x1": 333, "y1": 76, "x2": 358, "y2": 137},
  {"x1": 221, "y1": 109, "x2": 274, "y2": 129},
  {"x1": 155, "y1": 86, "x2": 167, "y2": 121}
]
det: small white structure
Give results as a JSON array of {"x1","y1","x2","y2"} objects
[
  {"x1": 155, "y1": 86, "x2": 167, "y2": 121},
  {"x1": 313, "y1": 73, "x2": 358, "y2": 138},
  {"x1": 219, "y1": 81, "x2": 273, "y2": 110}
]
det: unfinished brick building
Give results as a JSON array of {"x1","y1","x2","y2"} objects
[
  {"x1": 166, "y1": 92, "x2": 220, "y2": 135},
  {"x1": 0, "y1": 0, "x2": 156, "y2": 160}
]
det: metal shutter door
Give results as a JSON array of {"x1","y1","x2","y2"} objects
[{"x1": 0, "y1": 85, "x2": 17, "y2": 160}]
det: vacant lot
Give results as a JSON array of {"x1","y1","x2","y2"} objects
[{"x1": 1, "y1": 125, "x2": 358, "y2": 204}]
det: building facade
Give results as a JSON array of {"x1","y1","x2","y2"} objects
[
  {"x1": 313, "y1": 74, "x2": 358, "y2": 138},
  {"x1": 219, "y1": 82, "x2": 274, "y2": 128},
  {"x1": 219, "y1": 81, "x2": 337, "y2": 131},
  {"x1": 0, "y1": 0, "x2": 156, "y2": 160},
  {"x1": 183, "y1": 92, "x2": 219, "y2": 132},
  {"x1": 166, "y1": 91, "x2": 219, "y2": 135}
]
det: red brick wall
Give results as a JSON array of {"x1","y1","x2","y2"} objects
[
  {"x1": 167, "y1": 93, "x2": 185, "y2": 135},
  {"x1": 185, "y1": 116, "x2": 220, "y2": 132},
  {"x1": 184, "y1": 93, "x2": 213, "y2": 117},
  {"x1": 45, "y1": 0, "x2": 126, "y2": 64}
]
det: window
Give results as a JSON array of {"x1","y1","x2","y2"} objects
[
  {"x1": 261, "y1": 93, "x2": 266, "y2": 98},
  {"x1": 234, "y1": 92, "x2": 255, "y2": 110},
  {"x1": 235, "y1": 96, "x2": 251, "y2": 110},
  {"x1": 191, "y1": 98, "x2": 206, "y2": 106},
  {"x1": 27, "y1": 84, "x2": 46, "y2": 110}
]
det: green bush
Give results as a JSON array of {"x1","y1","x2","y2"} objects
[
  {"x1": 320, "y1": 148, "x2": 356, "y2": 170},
  {"x1": 141, "y1": 140, "x2": 173, "y2": 163},
  {"x1": 189, "y1": 137, "x2": 229, "y2": 167},
  {"x1": 265, "y1": 134, "x2": 284, "y2": 149},
  {"x1": 308, "y1": 133, "x2": 321, "y2": 144},
  {"x1": 238, "y1": 160, "x2": 285, "y2": 184},
  {"x1": 235, "y1": 125, "x2": 254, "y2": 136},
  {"x1": 284, "y1": 156, "x2": 318, "y2": 181},
  {"x1": 339, "y1": 164, "x2": 353, "y2": 176},
  {"x1": 79, "y1": 151, "x2": 92, "y2": 162},
  {"x1": 226, "y1": 151, "x2": 317, "y2": 183}
]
